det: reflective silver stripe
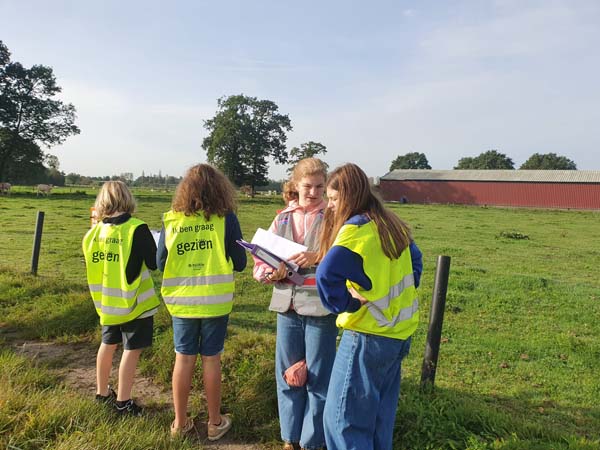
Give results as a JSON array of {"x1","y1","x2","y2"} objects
[
  {"x1": 92, "y1": 287, "x2": 156, "y2": 316},
  {"x1": 103, "y1": 287, "x2": 137, "y2": 299},
  {"x1": 161, "y1": 274, "x2": 234, "y2": 287},
  {"x1": 100, "y1": 303, "x2": 136, "y2": 316},
  {"x1": 369, "y1": 273, "x2": 415, "y2": 310},
  {"x1": 90, "y1": 284, "x2": 135, "y2": 299},
  {"x1": 163, "y1": 293, "x2": 234, "y2": 305},
  {"x1": 89, "y1": 283, "x2": 152, "y2": 300},
  {"x1": 138, "y1": 307, "x2": 158, "y2": 318},
  {"x1": 137, "y1": 287, "x2": 157, "y2": 304},
  {"x1": 366, "y1": 298, "x2": 419, "y2": 328},
  {"x1": 89, "y1": 271, "x2": 151, "y2": 294}
]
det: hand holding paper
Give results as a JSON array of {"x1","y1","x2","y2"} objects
[
  {"x1": 251, "y1": 228, "x2": 307, "y2": 267},
  {"x1": 267, "y1": 261, "x2": 288, "y2": 282},
  {"x1": 288, "y1": 251, "x2": 319, "y2": 269},
  {"x1": 237, "y1": 237, "x2": 305, "y2": 286}
]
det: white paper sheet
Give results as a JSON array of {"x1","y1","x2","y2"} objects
[
  {"x1": 251, "y1": 228, "x2": 307, "y2": 261},
  {"x1": 151, "y1": 230, "x2": 161, "y2": 246}
]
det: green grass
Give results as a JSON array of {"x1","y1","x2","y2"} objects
[{"x1": 0, "y1": 189, "x2": 599, "y2": 449}]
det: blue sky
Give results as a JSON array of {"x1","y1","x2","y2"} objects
[{"x1": 1, "y1": 0, "x2": 599, "y2": 179}]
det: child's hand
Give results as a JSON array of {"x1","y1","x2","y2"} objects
[
  {"x1": 289, "y1": 251, "x2": 318, "y2": 268},
  {"x1": 265, "y1": 261, "x2": 287, "y2": 282},
  {"x1": 348, "y1": 286, "x2": 368, "y2": 306}
]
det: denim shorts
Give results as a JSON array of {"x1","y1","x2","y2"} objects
[
  {"x1": 102, "y1": 316, "x2": 154, "y2": 350},
  {"x1": 172, "y1": 315, "x2": 229, "y2": 356}
]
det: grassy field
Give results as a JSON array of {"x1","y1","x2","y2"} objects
[{"x1": 1, "y1": 187, "x2": 599, "y2": 449}]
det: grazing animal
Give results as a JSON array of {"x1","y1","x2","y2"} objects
[
  {"x1": 0, "y1": 182, "x2": 11, "y2": 195},
  {"x1": 37, "y1": 184, "x2": 53, "y2": 196},
  {"x1": 240, "y1": 185, "x2": 253, "y2": 197}
]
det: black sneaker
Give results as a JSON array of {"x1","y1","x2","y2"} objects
[
  {"x1": 95, "y1": 386, "x2": 117, "y2": 405},
  {"x1": 115, "y1": 399, "x2": 143, "y2": 416}
]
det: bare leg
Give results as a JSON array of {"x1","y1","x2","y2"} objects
[
  {"x1": 202, "y1": 354, "x2": 222, "y2": 425},
  {"x1": 172, "y1": 353, "x2": 197, "y2": 428},
  {"x1": 96, "y1": 343, "x2": 117, "y2": 396},
  {"x1": 117, "y1": 348, "x2": 142, "y2": 401}
]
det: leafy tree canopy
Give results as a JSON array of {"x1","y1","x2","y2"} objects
[
  {"x1": 0, "y1": 40, "x2": 79, "y2": 181},
  {"x1": 520, "y1": 153, "x2": 577, "y2": 170},
  {"x1": 287, "y1": 141, "x2": 328, "y2": 174},
  {"x1": 0, "y1": 129, "x2": 45, "y2": 183},
  {"x1": 202, "y1": 94, "x2": 292, "y2": 191},
  {"x1": 454, "y1": 150, "x2": 515, "y2": 170},
  {"x1": 389, "y1": 152, "x2": 431, "y2": 171}
]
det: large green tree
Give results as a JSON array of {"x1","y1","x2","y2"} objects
[
  {"x1": 389, "y1": 152, "x2": 431, "y2": 170},
  {"x1": 0, "y1": 129, "x2": 45, "y2": 183},
  {"x1": 454, "y1": 150, "x2": 514, "y2": 169},
  {"x1": 0, "y1": 40, "x2": 79, "y2": 181},
  {"x1": 287, "y1": 141, "x2": 327, "y2": 173},
  {"x1": 202, "y1": 94, "x2": 292, "y2": 192},
  {"x1": 520, "y1": 153, "x2": 577, "y2": 170}
]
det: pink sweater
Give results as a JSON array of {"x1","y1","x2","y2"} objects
[{"x1": 252, "y1": 199, "x2": 327, "y2": 282}]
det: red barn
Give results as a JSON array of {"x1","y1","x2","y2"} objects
[{"x1": 379, "y1": 170, "x2": 600, "y2": 210}]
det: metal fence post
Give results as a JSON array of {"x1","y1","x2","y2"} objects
[
  {"x1": 31, "y1": 211, "x2": 45, "y2": 275},
  {"x1": 420, "y1": 255, "x2": 451, "y2": 390}
]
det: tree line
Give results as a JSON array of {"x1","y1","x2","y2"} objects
[{"x1": 389, "y1": 150, "x2": 577, "y2": 171}]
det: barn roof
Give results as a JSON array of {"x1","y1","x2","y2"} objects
[{"x1": 381, "y1": 170, "x2": 600, "y2": 183}]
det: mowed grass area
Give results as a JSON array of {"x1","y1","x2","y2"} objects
[{"x1": 1, "y1": 187, "x2": 599, "y2": 449}]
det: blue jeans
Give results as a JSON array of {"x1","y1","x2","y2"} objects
[
  {"x1": 171, "y1": 315, "x2": 229, "y2": 356},
  {"x1": 276, "y1": 311, "x2": 338, "y2": 450},
  {"x1": 323, "y1": 330, "x2": 412, "y2": 450}
]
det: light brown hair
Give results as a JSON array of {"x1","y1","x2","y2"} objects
[
  {"x1": 317, "y1": 163, "x2": 412, "y2": 261},
  {"x1": 282, "y1": 180, "x2": 298, "y2": 204},
  {"x1": 290, "y1": 158, "x2": 328, "y2": 187},
  {"x1": 94, "y1": 181, "x2": 136, "y2": 220},
  {"x1": 172, "y1": 164, "x2": 236, "y2": 219}
]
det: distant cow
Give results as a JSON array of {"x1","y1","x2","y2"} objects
[
  {"x1": 240, "y1": 185, "x2": 253, "y2": 198},
  {"x1": 0, "y1": 182, "x2": 11, "y2": 195},
  {"x1": 37, "y1": 184, "x2": 53, "y2": 196}
]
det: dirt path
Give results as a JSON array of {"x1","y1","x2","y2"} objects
[{"x1": 15, "y1": 340, "x2": 269, "y2": 450}]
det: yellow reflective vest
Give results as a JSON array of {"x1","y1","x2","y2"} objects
[
  {"x1": 82, "y1": 218, "x2": 159, "y2": 326},
  {"x1": 333, "y1": 221, "x2": 419, "y2": 340},
  {"x1": 161, "y1": 211, "x2": 234, "y2": 318}
]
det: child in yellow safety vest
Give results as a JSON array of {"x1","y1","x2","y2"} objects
[
  {"x1": 82, "y1": 181, "x2": 160, "y2": 416},
  {"x1": 316, "y1": 163, "x2": 423, "y2": 450},
  {"x1": 156, "y1": 164, "x2": 246, "y2": 441}
]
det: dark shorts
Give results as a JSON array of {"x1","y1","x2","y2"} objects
[
  {"x1": 172, "y1": 315, "x2": 229, "y2": 356},
  {"x1": 101, "y1": 316, "x2": 154, "y2": 350}
]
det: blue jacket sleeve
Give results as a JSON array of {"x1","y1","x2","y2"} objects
[
  {"x1": 316, "y1": 246, "x2": 368, "y2": 314},
  {"x1": 225, "y1": 213, "x2": 247, "y2": 272},
  {"x1": 156, "y1": 225, "x2": 167, "y2": 271},
  {"x1": 410, "y1": 242, "x2": 423, "y2": 288}
]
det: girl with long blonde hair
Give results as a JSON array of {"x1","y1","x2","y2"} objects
[{"x1": 253, "y1": 158, "x2": 336, "y2": 450}]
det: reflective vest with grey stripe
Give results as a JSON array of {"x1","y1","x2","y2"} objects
[
  {"x1": 82, "y1": 218, "x2": 159, "y2": 326},
  {"x1": 161, "y1": 211, "x2": 234, "y2": 318},
  {"x1": 333, "y1": 221, "x2": 419, "y2": 340},
  {"x1": 269, "y1": 209, "x2": 331, "y2": 317}
]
